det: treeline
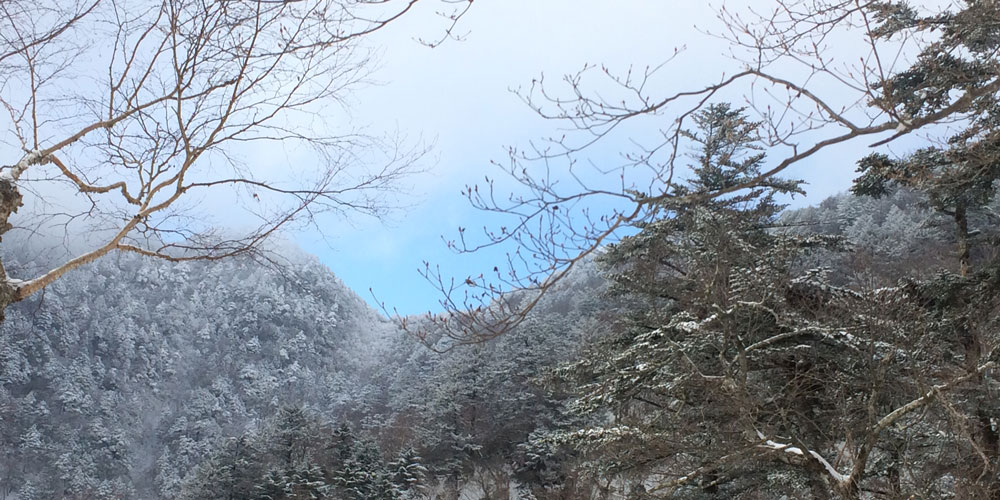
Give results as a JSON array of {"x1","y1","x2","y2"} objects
[
  {"x1": 350, "y1": 105, "x2": 1000, "y2": 499},
  {"x1": 0, "y1": 242, "x2": 398, "y2": 499},
  {"x1": 2, "y1": 111, "x2": 1000, "y2": 498},
  {"x1": 180, "y1": 407, "x2": 425, "y2": 500}
]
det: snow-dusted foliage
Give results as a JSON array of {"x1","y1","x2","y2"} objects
[
  {"x1": 179, "y1": 407, "x2": 426, "y2": 500},
  {"x1": 5, "y1": 97, "x2": 1000, "y2": 500},
  {"x1": 0, "y1": 237, "x2": 399, "y2": 498},
  {"x1": 527, "y1": 104, "x2": 1000, "y2": 498},
  {"x1": 2, "y1": 177, "x2": 998, "y2": 498},
  {"x1": 359, "y1": 259, "x2": 609, "y2": 493}
]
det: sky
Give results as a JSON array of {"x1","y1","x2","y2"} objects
[
  {"x1": 0, "y1": 0, "x2": 920, "y2": 315},
  {"x1": 296, "y1": 0, "x2": 884, "y2": 315}
]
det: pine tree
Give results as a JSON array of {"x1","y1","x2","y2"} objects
[
  {"x1": 388, "y1": 447, "x2": 427, "y2": 498},
  {"x1": 549, "y1": 103, "x2": 826, "y2": 495},
  {"x1": 598, "y1": 103, "x2": 803, "y2": 326},
  {"x1": 544, "y1": 103, "x2": 1000, "y2": 497},
  {"x1": 853, "y1": 0, "x2": 1000, "y2": 276},
  {"x1": 853, "y1": 145, "x2": 1000, "y2": 276},
  {"x1": 325, "y1": 423, "x2": 399, "y2": 500},
  {"x1": 269, "y1": 407, "x2": 322, "y2": 467},
  {"x1": 178, "y1": 436, "x2": 265, "y2": 500}
]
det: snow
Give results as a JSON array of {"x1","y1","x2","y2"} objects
[
  {"x1": 757, "y1": 431, "x2": 848, "y2": 484},
  {"x1": 1, "y1": 150, "x2": 43, "y2": 183}
]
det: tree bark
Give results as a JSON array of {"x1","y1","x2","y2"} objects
[
  {"x1": 0, "y1": 177, "x2": 23, "y2": 323},
  {"x1": 955, "y1": 204, "x2": 971, "y2": 276}
]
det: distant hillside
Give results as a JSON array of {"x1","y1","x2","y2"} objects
[{"x1": 0, "y1": 238, "x2": 398, "y2": 499}]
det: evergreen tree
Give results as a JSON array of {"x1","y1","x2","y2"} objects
[
  {"x1": 853, "y1": 145, "x2": 1000, "y2": 276},
  {"x1": 549, "y1": 103, "x2": 824, "y2": 495},
  {"x1": 598, "y1": 103, "x2": 803, "y2": 327},
  {"x1": 853, "y1": 0, "x2": 1000, "y2": 276},
  {"x1": 178, "y1": 436, "x2": 265, "y2": 500},
  {"x1": 388, "y1": 447, "x2": 428, "y2": 498},
  {"x1": 544, "y1": 103, "x2": 1000, "y2": 497},
  {"x1": 332, "y1": 424, "x2": 394, "y2": 498}
]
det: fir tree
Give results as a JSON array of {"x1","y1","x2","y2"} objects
[{"x1": 544, "y1": 102, "x2": 1000, "y2": 497}]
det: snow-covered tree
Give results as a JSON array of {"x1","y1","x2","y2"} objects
[{"x1": 542, "y1": 104, "x2": 1000, "y2": 498}]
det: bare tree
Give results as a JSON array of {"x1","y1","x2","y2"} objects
[
  {"x1": 414, "y1": 0, "x2": 1000, "y2": 344},
  {"x1": 401, "y1": 1, "x2": 1000, "y2": 497},
  {"x1": 0, "y1": 0, "x2": 473, "y2": 321}
]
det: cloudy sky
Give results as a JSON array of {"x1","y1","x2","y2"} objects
[
  {"x1": 0, "y1": 0, "x2": 944, "y2": 316},
  {"x1": 296, "y1": 0, "x2": 901, "y2": 314}
]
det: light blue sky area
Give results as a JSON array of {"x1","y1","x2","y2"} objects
[
  {"x1": 0, "y1": 0, "x2": 943, "y2": 317},
  {"x1": 285, "y1": 0, "x2": 931, "y2": 316}
]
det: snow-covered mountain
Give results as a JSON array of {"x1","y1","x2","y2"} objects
[{"x1": 0, "y1": 237, "x2": 400, "y2": 498}]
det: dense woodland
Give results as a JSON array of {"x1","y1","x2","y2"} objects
[
  {"x1": 2, "y1": 0, "x2": 1000, "y2": 498},
  {"x1": 3, "y1": 102, "x2": 1000, "y2": 498}
]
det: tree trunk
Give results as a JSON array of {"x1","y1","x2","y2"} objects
[
  {"x1": 952, "y1": 204, "x2": 1000, "y2": 495},
  {"x1": 887, "y1": 445, "x2": 902, "y2": 498},
  {"x1": 955, "y1": 204, "x2": 971, "y2": 276},
  {"x1": 0, "y1": 177, "x2": 23, "y2": 323}
]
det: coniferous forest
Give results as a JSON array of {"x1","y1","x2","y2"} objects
[{"x1": 2, "y1": 1, "x2": 1000, "y2": 499}]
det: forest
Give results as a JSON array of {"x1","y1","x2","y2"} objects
[{"x1": 1, "y1": 0, "x2": 1000, "y2": 499}]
